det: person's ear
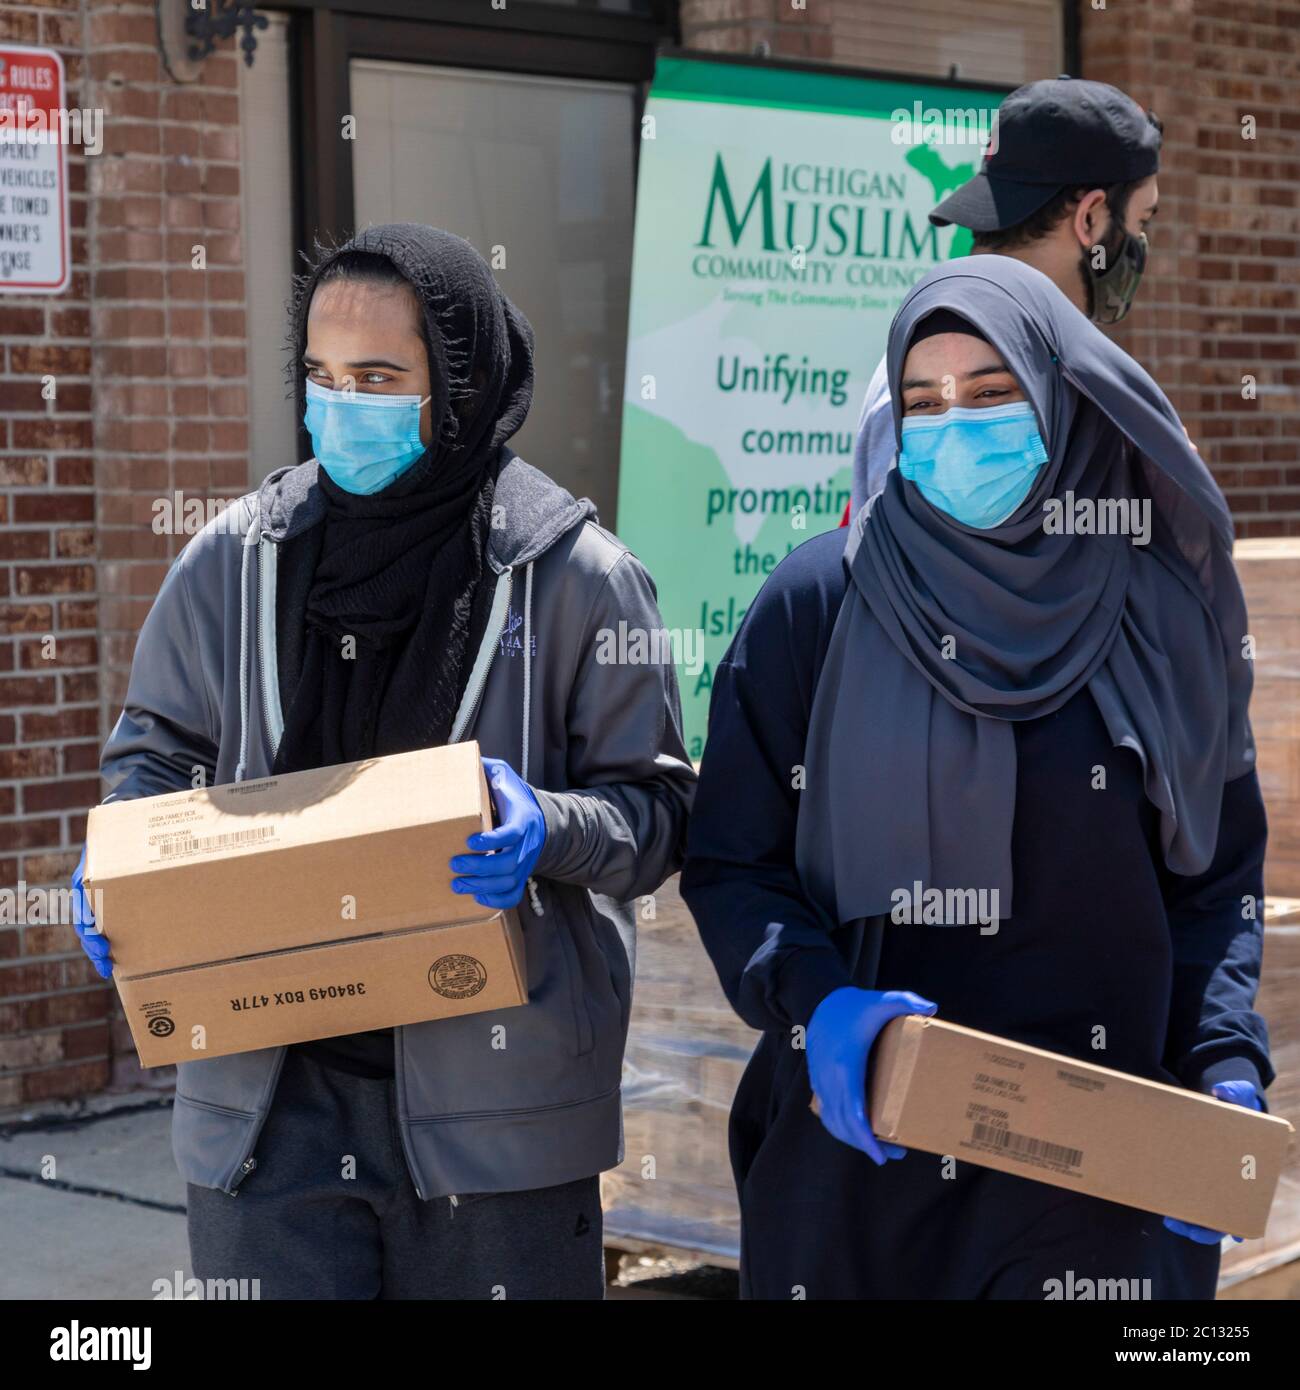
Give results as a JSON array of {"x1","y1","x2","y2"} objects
[{"x1": 1071, "y1": 188, "x2": 1110, "y2": 252}]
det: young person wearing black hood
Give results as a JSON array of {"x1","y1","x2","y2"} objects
[
  {"x1": 72, "y1": 225, "x2": 695, "y2": 1299},
  {"x1": 682, "y1": 255, "x2": 1271, "y2": 1300}
]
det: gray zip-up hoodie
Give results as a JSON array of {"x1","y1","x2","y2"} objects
[{"x1": 99, "y1": 451, "x2": 695, "y2": 1201}]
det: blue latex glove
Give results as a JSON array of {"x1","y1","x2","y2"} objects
[
  {"x1": 71, "y1": 845, "x2": 112, "y2": 980},
  {"x1": 448, "y1": 757, "x2": 546, "y2": 910},
  {"x1": 808, "y1": 986, "x2": 938, "y2": 1164},
  {"x1": 1163, "y1": 1079, "x2": 1263, "y2": 1245}
]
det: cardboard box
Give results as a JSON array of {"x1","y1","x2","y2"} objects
[
  {"x1": 85, "y1": 742, "x2": 527, "y2": 1067},
  {"x1": 814, "y1": 1015, "x2": 1294, "y2": 1238}
]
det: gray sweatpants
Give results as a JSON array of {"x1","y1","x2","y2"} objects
[{"x1": 186, "y1": 1048, "x2": 605, "y2": 1300}]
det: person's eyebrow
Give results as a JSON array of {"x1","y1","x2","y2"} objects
[
  {"x1": 901, "y1": 362, "x2": 1012, "y2": 391},
  {"x1": 300, "y1": 354, "x2": 412, "y2": 371}
]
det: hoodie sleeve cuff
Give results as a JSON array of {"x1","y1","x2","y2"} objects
[
  {"x1": 532, "y1": 787, "x2": 577, "y2": 877},
  {"x1": 1187, "y1": 1056, "x2": 1267, "y2": 1111}
]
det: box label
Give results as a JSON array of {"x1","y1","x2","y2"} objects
[
  {"x1": 1056, "y1": 1067, "x2": 1106, "y2": 1093},
  {"x1": 155, "y1": 825, "x2": 278, "y2": 862},
  {"x1": 963, "y1": 1101, "x2": 1085, "y2": 1176}
]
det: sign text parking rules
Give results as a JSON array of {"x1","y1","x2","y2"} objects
[{"x1": 0, "y1": 45, "x2": 71, "y2": 295}]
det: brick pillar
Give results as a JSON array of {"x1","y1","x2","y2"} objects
[
  {"x1": 0, "y1": 0, "x2": 106, "y2": 1106},
  {"x1": 89, "y1": 1, "x2": 248, "y2": 715},
  {"x1": 88, "y1": 0, "x2": 249, "y2": 1089},
  {"x1": 1079, "y1": 0, "x2": 1297, "y2": 536}
]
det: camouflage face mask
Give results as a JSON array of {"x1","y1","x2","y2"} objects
[{"x1": 1087, "y1": 228, "x2": 1148, "y2": 326}]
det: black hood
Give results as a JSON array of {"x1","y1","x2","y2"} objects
[{"x1": 288, "y1": 223, "x2": 536, "y2": 493}]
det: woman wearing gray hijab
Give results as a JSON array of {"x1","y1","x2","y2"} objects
[{"x1": 682, "y1": 255, "x2": 1271, "y2": 1300}]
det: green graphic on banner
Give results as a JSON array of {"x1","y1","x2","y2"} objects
[{"x1": 616, "y1": 57, "x2": 1004, "y2": 758}]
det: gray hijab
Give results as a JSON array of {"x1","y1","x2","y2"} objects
[{"x1": 796, "y1": 255, "x2": 1254, "y2": 924}]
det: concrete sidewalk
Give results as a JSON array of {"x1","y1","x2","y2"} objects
[
  {"x1": 6, "y1": 1094, "x2": 1285, "y2": 1300},
  {"x1": 0, "y1": 1096, "x2": 190, "y2": 1300},
  {"x1": 0, "y1": 1094, "x2": 718, "y2": 1300}
]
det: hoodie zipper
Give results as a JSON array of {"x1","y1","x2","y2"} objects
[
  {"x1": 228, "y1": 1155, "x2": 257, "y2": 1196},
  {"x1": 397, "y1": 569, "x2": 514, "y2": 1200}
]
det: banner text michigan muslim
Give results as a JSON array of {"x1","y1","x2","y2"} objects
[{"x1": 617, "y1": 58, "x2": 1003, "y2": 756}]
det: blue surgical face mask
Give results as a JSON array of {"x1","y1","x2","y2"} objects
[
  {"x1": 304, "y1": 379, "x2": 431, "y2": 495},
  {"x1": 898, "y1": 400, "x2": 1049, "y2": 529}
]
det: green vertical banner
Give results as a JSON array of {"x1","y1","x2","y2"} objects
[{"x1": 617, "y1": 57, "x2": 1003, "y2": 757}]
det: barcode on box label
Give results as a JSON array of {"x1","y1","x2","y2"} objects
[
  {"x1": 969, "y1": 1121, "x2": 1083, "y2": 1171},
  {"x1": 157, "y1": 826, "x2": 276, "y2": 860}
]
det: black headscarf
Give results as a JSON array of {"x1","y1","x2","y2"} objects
[
  {"x1": 273, "y1": 224, "x2": 535, "y2": 772},
  {"x1": 796, "y1": 256, "x2": 1254, "y2": 922}
]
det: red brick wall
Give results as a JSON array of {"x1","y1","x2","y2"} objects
[
  {"x1": 682, "y1": 0, "x2": 834, "y2": 60},
  {"x1": 0, "y1": 0, "x2": 248, "y2": 1110},
  {"x1": 1082, "y1": 0, "x2": 1300, "y2": 537}
]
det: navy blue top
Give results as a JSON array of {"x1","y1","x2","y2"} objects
[{"x1": 681, "y1": 527, "x2": 1272, "y2": 1098}]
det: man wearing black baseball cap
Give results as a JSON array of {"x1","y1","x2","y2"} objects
[{"x1": 849, "y1": 76, "x2": 1163, "y2": 514}]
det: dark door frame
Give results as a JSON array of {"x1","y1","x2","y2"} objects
[
  {"x1": 284, "y1": 6, "x2": 669, "y2": 254},
  {"x1": 278, "y1": 0, "x2": 1058, "y2": 281},
  {"x1": 275, "y1": 2, "x2": 670, "y2": 457}
]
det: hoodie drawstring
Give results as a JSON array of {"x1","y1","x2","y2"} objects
[
  {"x1": 233, "y1": 511, "x2": 258, "y2": 783},
  {"x1": 522, "y1": 561, "x2": 543, "y2": 918},
  {"x1": 521, "y1": 559, "x2": 532, "y2": 784}
]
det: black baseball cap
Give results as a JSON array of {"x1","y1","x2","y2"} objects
[{"x1": 930, "y1": 76, "x2": 1162, "y2": 232}]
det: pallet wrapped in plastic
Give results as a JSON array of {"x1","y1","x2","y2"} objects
[
  {"x1": 1223, "y1": 539, "x2": 1300, "y2": 1282},
  {"x1": 600, "y1": 875, "x2": 755, "y2": 1262}
]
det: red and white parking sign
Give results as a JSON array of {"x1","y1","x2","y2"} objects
[{"x1": 0, "y1": 45, "x2": 70, "y2": 294}]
